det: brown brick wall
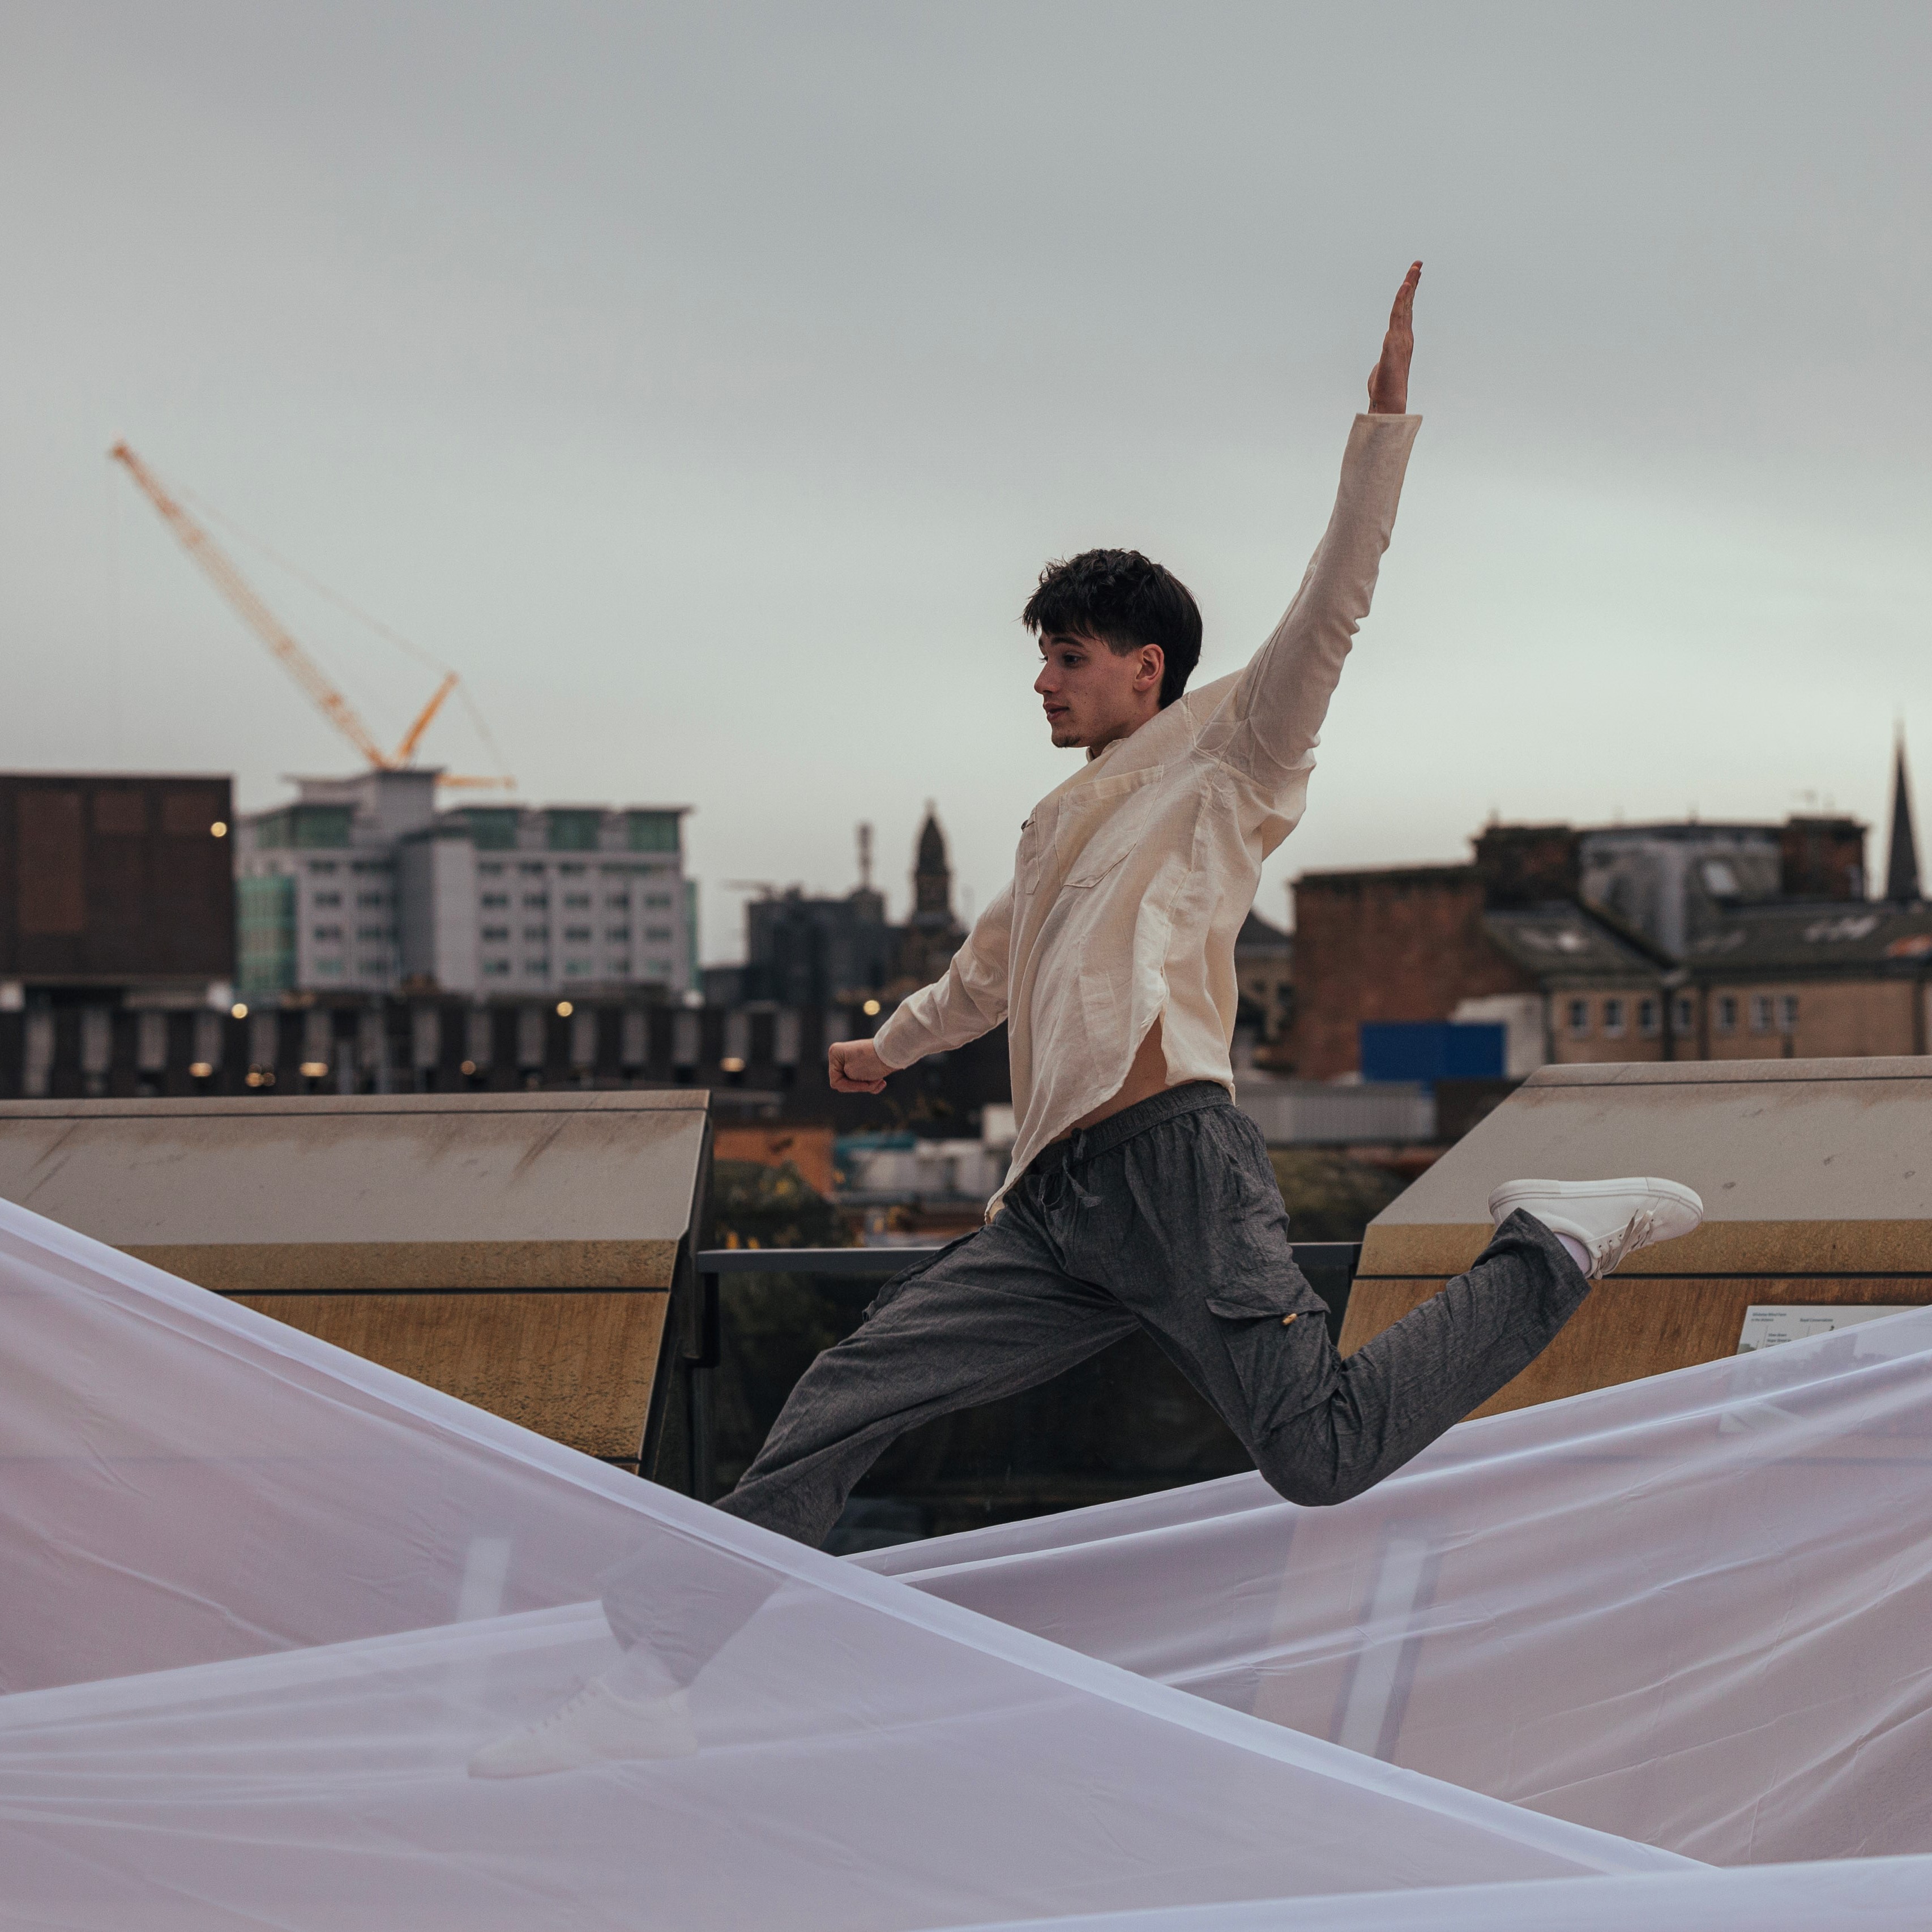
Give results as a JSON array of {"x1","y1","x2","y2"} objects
[
  {"x1": 1472, "y1": 823, "x2": 1580, "y2": 908},
  {"x1": 1700, "y1": 978, "x2": 1921, "y2": 1059},
  {"x1": 1289, "y1": 866, "x2": 1538, "y2": 1080},
  {"x1": 1, "y1": 773, "x2": 234, "y2": 985}
]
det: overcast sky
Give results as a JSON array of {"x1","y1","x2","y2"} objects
[{"x1": 4, "y1": 3, "x2": 1929, "y2": 961}]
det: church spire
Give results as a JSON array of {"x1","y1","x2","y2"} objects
[
  {"x1": 912, "y1": 802, "x2": 952, "y2": 922},
  {"x1": 1886, "y1": 728, "x2": 1921, "y2": 905}
]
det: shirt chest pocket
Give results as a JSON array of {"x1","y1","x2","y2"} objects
[{"x1": 1058, "y1": 764, "x2": 1169, "y2": 890}]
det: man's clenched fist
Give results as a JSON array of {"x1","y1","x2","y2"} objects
[{"x1": 828, "y1": 1038, "x2": 890, "y2": 1094}]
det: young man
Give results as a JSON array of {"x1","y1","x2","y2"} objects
[
  {"x1": 706, "y1": 262, "x2": 1700, "y2": 1546},
  {"x1": 472, "y1": 264, "x2": 1702, "y2": 1776}
]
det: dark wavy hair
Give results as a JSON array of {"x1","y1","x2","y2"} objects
[{"x1": 1021, "y1": 548, "x2": 1203, "y2": 709}]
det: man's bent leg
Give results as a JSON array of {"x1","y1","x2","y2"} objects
[
  {"x1": 1076, "y1": 1096, "x2": 1599, "y2": 1515},
  {"x1": 715, "y1": 1198, "x2": 1136, "y2": 1547},
  {"x1": 1255, "y1": 1209, "x2": 1589, "y2": 1505}
]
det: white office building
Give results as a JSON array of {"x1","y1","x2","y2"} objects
[{"x1": 235, "y1": 771, "x2": 695, "y2": 1001}]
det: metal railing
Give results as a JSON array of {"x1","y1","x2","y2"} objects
[{"x1": 684, "y1": 1241, "x2": 1362, "y2": 1506}]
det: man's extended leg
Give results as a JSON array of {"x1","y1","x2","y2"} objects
[
  {"x1": 713, "y1": 1188, "x2": 1138, "y2": 1546},
  {"x1": 472, "y1": 1189, "x2": 1135, "y2": 1778}
]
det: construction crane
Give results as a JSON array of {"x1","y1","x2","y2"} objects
[{"x1": 109, "y1": 442, "x2": 507, "y2": 784}]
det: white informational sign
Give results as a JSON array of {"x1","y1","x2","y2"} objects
[{"x1": 1736, "y1": 1305, "x2": 1917, "y2": 1353}]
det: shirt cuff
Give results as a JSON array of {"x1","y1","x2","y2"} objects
[{"x1": 871, "y1": 1010, "x2": 920, "y2": 1070}]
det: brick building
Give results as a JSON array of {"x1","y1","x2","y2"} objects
[
  {"x1": 1290, "y1": 856, "x2": 1540, "y2": 1081},
  {"x1": 1, "y1": 772, "x2": 234, "y2": 1008},
  {"x1": 1289, "y1": 777, "x2": 1922, "y2": 1079}
]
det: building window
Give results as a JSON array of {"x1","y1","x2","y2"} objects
[
  {"x1": 482, "y1": 926, "x2": 510, "y2": 942},
  {"x1": 314, "y1": 924, "x2": 343, "y2": 941},
  {"x1": 483, "y1": 959, "x2": 511, "y2": 977},
  {"x1": 564, "y1": 925, "x2": 592, "y2": 942},
  {"x1": 606, "y1": 925, "x2": 631, "y2": 943},
  {"x1": 1602, "y1": 998, "x2": 1626, "y2": 1037},
  {"x1": 564, "y1": 959, "x2": 592, "y2": 977},
  {"x1": 643, "y1": 960, "x2": 672, "y2": 981},
  {"x1": 563, "y1": 892, "x2": 591, "y2": 909},
  {"x1": 606, "y1": 894, "x2": 630, "y2": 909},
  {"x1": 314, "y1": 891, "x2": 341, "y2": 907},
  {"x1": 525, "y1": 959, "x2": 550, "y2": 976},
  {"x1": 478, "y1": 862, "x2": 505, "y2": 877},
  {"x1": 1673, "y1": 993, "x2": 1696, "y2": 1035},
  {"x1": 646, "y1": 925, "x2": 674, "y2": 943},
  {"x1": 1567, "y1": 998, "x2": 1589, "y2": 1036},
  {"x1": 1717, "y1": 995, "x2": 1738, "y2": 1032},
  {"x1": 357, "y1": 925, "x2": 391, "y2": 942},
  {"x1": 548, "y1": 811, "x2": 602, "y2": 853},
  {"x1": 358, "y1": 959, "x2": 388, "y2": 977},
  {"x1": 481, "y1": 893, "x2": 508, "y2": 909},
  {"x1": 1638, "y1": 997, "x2": 1660, "y2": 1036},
  {"x1": 523, "y1": 925, "x2": 548, "y2": 941},
  {"x1": 462, "y1": 810, "x2": 521, "y2": 853},
  {"x1": 357, "y1": 891, "x2": 387, "y2": 908},
  {"x1": 643, "y1": 892, "x2": 672, "y2": 911},
  {"x1": 523, "y1": 894, "x2": 549, "y2": 909},
  {"x1": 309, "y1": 861, "x2": 338, "y2": 875},
  {"x1": 1751, "y1": 994, "x2": 1775, "y2": 1033},
  {"x1": 520, "y1": 862, "x2": 545, "y2": 876},
  {"x1": 608, "y1": 958, "x2": 632, "y2": 977},
  {"x1": 315, "y1": 958, "x2": 344, "y2": 976},
  {"x1": 626, "y1": 810, "x2": 681, "y2": 854},
  {"x1": 1780, "y1": 994, "x2": 1799, "y2": 1033}
]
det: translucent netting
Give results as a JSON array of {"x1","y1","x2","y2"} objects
[{"x1": 1, "y1": 1194, "x2": 1928, "y2": 1929}]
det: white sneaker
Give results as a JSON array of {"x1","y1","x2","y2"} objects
[
  {"x1": 1488, "y1": 1177, "x2": 1704, "y2": 1280},
  {"x1": 467, "y1": 1677, "x2": 698, "y2": 1779}
]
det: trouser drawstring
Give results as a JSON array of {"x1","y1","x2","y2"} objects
[{"x1": 1032, "y1": 1135, "x2": 1103, "y2": 1213}]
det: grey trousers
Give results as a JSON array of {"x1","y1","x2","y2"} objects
[
  {"x1": 600, "y1": 1083, "x2": 1591, "y2": 1681},
  {"x1": 716, "y1": 1081, "x2": 1588, "y2": 1546}
]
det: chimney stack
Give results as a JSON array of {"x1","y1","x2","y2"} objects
[{"x1": 1472, "y1": 823, "x2": 1580, "y2": 909}]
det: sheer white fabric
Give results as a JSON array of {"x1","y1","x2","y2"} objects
[
  {"x1": 2, "y1": 1192, "x2": 1927, "y2": 1928},
  {"x1": 956, "y1": 1858, "x2": 1932, "y2": 1932},
  {"x1": 864, "y1": 1301, "x2": 1932, "y2": 1866}
]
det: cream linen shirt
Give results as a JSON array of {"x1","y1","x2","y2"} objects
[{"x1": 875, "y1": 411, "x2": 1422, "y2": 1214}]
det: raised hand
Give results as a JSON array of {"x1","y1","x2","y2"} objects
[{"x1": 1367, "y1": 261, "x2": 1421, "y2": 415}]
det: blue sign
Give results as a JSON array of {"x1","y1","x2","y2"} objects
[{"x1": 1358, "y1": 1021, "x2": 1506, "y2": 1085}]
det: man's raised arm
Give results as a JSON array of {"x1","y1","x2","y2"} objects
[
  {"x1": 827, "y1": 883, "x2": 1015, "y2": 1093},
  {"x1": 1209, "y1": 263, "x2": 1422, "y2": 785}
]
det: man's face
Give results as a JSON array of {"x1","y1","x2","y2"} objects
[{"x1": 1033, "y1": 632, "x2": 1164, "y2": 752}]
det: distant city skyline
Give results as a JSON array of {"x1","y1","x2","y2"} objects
[{"x1": 3, "y1": 3, "x2": 1929, "y2": 962}]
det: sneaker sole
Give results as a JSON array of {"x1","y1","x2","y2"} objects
[{"x1": 1488, "y1": 1176, "x2": 1705, "y2": 1243}]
